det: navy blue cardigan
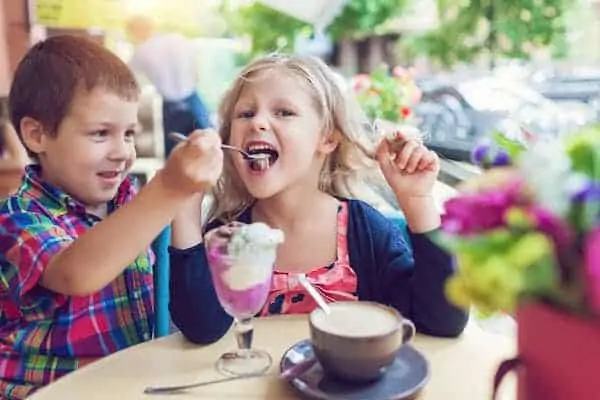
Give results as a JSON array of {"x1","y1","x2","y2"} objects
[{"x1": 169, "y1": 199, "x2": 468, "y2": 344}]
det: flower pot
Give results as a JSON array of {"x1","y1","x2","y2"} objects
[{"x1": 494, "y1": 301, "x2": 600, "y2": 399}]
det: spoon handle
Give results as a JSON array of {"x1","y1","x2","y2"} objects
[
  {"x1": 167, "y1": 132, "x2": 260, "y2": 160},
  {"x1": 167, "y1": 131, "x2": 188, "y2": 143},
  {"x1": 221, "y1": 144, "x2": 246, "y2": 156},
  {"x1": 143, "y1": 373, "x2": 267, "y2": 395},
  {"x1": 143, "y1": 358, "x2": 317, "y2": 395}
]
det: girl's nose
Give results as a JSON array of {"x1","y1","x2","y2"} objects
[{"x1": 250, "y1": 113, "x2": 269, "y2": 132}]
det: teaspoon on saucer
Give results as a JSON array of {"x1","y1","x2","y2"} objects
[{"x1": 143, "y1": 356, "x2": 317, "y2": 395}]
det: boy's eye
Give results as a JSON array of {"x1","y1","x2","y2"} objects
[{"x1": 91, "y1": 129, "x2": 109, "y2": 138}]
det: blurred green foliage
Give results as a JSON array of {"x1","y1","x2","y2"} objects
[
  {"x1": 402, "y1": 0, "x2": 570, "y2": 68},
  {"x1": 220, "y1": 0, "x2": 410, "y2": 57}
]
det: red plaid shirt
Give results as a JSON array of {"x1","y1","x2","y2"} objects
[{"x1": 0, "y1": 165, "x2": 154, "y2": 399}]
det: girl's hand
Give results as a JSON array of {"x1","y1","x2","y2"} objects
[{"x1": 376, "y1": 130, "x2": 439, "y2": 202}]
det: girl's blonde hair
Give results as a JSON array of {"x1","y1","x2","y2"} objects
[{"x1": 207, "y1": 54, "x2": 383, "y2": 226}]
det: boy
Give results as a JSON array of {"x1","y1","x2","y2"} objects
[{"x1": 0, "y1": 35, "x2": 222, "y2": 399}]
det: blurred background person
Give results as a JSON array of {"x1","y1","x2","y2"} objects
[{"x1": 126, "y1": 15, "x2": 212, "y2": 158}]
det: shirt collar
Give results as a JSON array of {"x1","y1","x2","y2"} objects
[{"x1": 19, "y1": 164, "x2": 137, "y2": 216}]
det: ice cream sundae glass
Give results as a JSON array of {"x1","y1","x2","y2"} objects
[{"x1": 204, "y1": 221, "x2": 284, "y2": 376}]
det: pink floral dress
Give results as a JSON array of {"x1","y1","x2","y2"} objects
[{"x1": 259, "y1": 202, "x2": 358, "y2": 316}]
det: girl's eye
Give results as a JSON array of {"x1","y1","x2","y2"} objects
[
  {"x1": 125, "y1": 129, "x2": 136, "y2": 141},
  {"x1": 237, "y1": 110, "x2": 254, "y2": 119},
  {"x1": 275, "y1": 109, "x2": 295, "y2": 117}
]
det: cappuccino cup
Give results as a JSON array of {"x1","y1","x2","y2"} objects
[{"x1": 309, "y1": 301, "x2": 415, "y2": 382}]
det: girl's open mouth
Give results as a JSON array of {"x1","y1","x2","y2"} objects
[{"x1": 245, "y1": 142, "x2": 279, "y2": 172}]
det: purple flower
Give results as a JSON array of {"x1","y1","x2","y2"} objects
[
  {"x1": 492, "y1": 149, "x2": 511, "y2": 167},
  {"x1": 572, "y1": 181, "x2": 600, "y2": 203},
  {"x1": 471, "y1": 141, "x2": 491, "y2": 166},
  {"x1": 584, "y1": 227, "x2": 600, "y2": 314},
  {"x1": 442, "y1": 181, "x2": 524, "y2": 235},
  {"x1": 471, "y1": 140, "x2": 512, "y2": 169}
]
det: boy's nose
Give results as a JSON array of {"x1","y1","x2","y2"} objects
[{"x1": 108, "y1": 138, "x2": 133, "y2": 160}]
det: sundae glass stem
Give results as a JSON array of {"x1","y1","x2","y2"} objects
[{"x1": 234, "y1": 318, "x2": 254, "y2": 353}]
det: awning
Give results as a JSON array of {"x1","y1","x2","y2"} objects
[{"x1": 256, "y1": 0, "x2": 348, "y2": 29}]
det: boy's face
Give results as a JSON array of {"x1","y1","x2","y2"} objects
[{"x1": 35, "y1": 87, "x2": 139, "y2": 211}]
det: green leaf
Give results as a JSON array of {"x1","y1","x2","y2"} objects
[
  {"x1": 565, "y1": 125, "x2": 600, "y2": 180},
  {"x1": 490, "y1": 130, "x2": 527, "y2": 159},
  {"x1": 522, "y1": 256, "x2": 560, "y2": 296}
]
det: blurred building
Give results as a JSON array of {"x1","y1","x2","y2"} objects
[
  {"x1": 566, "y1": 0, "x2": 600, "y2": 66},
  {"x1": 331, "y1": 0, "x2": 438, "y2": 75},
  {"x1": 0, "y1": 0, "x2": 30, "y2": 96}
]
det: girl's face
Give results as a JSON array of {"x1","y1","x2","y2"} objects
[{"x1": 229, "y1": 69, "x2": 337, "y2": 200}]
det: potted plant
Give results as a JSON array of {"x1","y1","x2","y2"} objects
[
  {"x1": 434, "y1": 126, "x2": 600, "y2": 400},
  {"x1": 352, "y1": 64, "x2": 421, "y2": 132}
]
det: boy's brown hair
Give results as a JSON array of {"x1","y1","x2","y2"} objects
[{"x1": 8, "y1": 35, "x2": 140, "y2": 157}]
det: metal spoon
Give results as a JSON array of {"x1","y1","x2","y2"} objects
[
  {"x1": 143, "y1": 357, "x2": 317, "y2": 395},
  {"x1": 143, "y1": 372, "x2": 267, "y2": 395},
  {"x1": 168, "y1": 132, "x2": 269, "y2": 161},
  {"x1": 297, "y1": 274, "x2": 331, "y2": 314}
]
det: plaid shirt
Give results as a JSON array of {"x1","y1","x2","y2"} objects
[{"x1": 0, "y1": 165, "x2": 155, "y2": 400}]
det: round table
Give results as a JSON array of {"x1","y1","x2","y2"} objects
[{"x1": 30, "y1": 316, "x2": 516, "y2": 399}]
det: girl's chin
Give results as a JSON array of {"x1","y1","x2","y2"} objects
[{"x1": 243, "y1": 176, "x2": 285, "y2": 200}]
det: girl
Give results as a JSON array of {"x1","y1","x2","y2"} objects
[{"x1": 169, "y1": 54, "x2": 468, "y2": 344}]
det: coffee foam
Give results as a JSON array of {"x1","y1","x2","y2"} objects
[{"x1": 311, "y1": 302, "x2": 399, "y2": 338}]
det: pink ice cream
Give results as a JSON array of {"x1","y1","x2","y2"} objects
[{"x1": 205, "y1": 222, "x2": 284, "y2": 319}]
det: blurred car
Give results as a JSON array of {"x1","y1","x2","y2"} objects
[
  {"x1": 415, "y1": 86, "x2": 504, "y2": 161},
  {"x1": 530, "y1": 69, "x2": 600, "y2": 122},
  {"x1": 415, "y1": 77, "x2": 596, "y2": 161},
  {"x1": 530, "y1": 68, "x2": 600, "y2": 105}
]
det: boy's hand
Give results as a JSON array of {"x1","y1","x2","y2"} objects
[{"x1": 159, "y1": 129, "x2": 223, "y2": 196}]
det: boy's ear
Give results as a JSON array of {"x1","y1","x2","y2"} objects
[
  {"x1": 20, "y1": 117, "x2": 47, "y2": 156},
  {"x1": 317, "y1": 128, "x2": 341, "y2": 155}
]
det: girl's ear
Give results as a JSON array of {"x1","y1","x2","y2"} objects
[{"x1": 317, "y1": 128, "x2": 340, "y2": 155}]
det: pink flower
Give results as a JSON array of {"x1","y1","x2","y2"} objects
[
  {"x1": 412, "y1": 86, "x2": 422, "y2": 104},
  {"x1": 584, "y1": 227, "x2": 600, "y2": 314},
  {"x1": 442, "y1": 181, "x2": 524, "y2": 235},
  {"x1": 527, "y1": 206, "x2": 572, "y2": 251},
  {"x1": 353, "y1": 74, "x2": 371, "y2": 92},
  {"x1": 392, "y1": 66, "x2": 408, "y2": 78}
]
